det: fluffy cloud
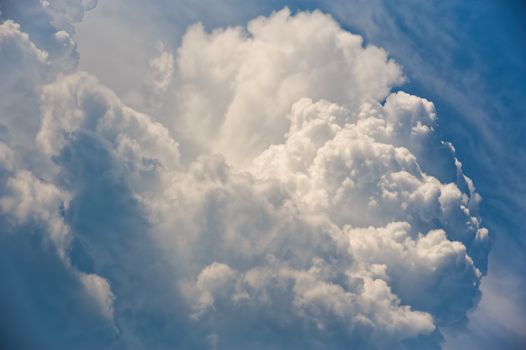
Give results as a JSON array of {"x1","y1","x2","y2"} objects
[
  {"x1": 0, "y1": 19, "x2": 49, "y2": 149},
  {"x1": 0, "y1": 5, "x2": 489, "y2": 350},
  {"x1": 167, "y1": 8, "x2": 404, "y2": 166},
  {"x1": 251, "y1": 94, "x2": 488, "y2": 270},
  {"x1": 0, "y1": 2, "x2": 116, "y2": 349}
]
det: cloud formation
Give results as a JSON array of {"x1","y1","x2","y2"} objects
[
  {"x1": 0, "y1": 4, "x2": 489, "y2": 349},
  {"x1": 168, "y1": 8, "x2": 404, "y2": 165}
]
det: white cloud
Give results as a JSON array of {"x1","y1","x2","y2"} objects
[
  {"x1": 80, "y1": 272, "x2": 115, "y2": 319},
  {"x1": 37, "y1": 72, "x2": 180, "y2": 174},
  {"x1": 251, "y1": 95, "x2": 488, "y2": 266},
  {"x1": 0, "y1": 5, "x2": 490, "y2": 350},
  {"x1": 0, "y1": 170, "x2": 70, "y2": 251},
  {"x1": 0, "y1": 1, "x2": 116, "y2": 341},
  {"x1": 148, "y1": 42, "x2": 174, "y2": 96},
  {"x1": 0, "y1": 20, "x2": 50, "y2": 148},
  {"x1": 168, "y1": 8, "x2": 404, "y2": 166}
]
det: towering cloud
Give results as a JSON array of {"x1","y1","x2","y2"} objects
[
  {"x1": 0, "y1": 4, "x2": 489, "y2": 349},
  {"x1": 167, "y1": 8, "x2": 404, "y2": 166}
]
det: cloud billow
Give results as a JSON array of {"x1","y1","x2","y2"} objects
[{"x1": 0, "y1": 3, "x2": 489, "y2": 349}]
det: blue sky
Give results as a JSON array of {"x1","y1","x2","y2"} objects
[{"x1": 1, "y1": 1, "x2": 525, "y2": 349}]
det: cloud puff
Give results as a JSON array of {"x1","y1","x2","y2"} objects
[
  {"x1": 0, "y1": 19, "x2": 49, "y2": 148},
  {"x1": 167, "y1": 8, "x2": 404, "y2": 166},
  {"x1": 0, "y1": 6, "x2": 489, "y2": 350},
  {"x1": 0, "y1": 2, "x2": 116, "y2": 349}
]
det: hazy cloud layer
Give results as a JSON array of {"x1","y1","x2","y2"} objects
[{"x1": 0, "y1": 3, "x2": 490, "y2": 349}]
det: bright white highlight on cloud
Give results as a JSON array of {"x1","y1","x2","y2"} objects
[
  {"x1": 0, "y1": 3, "x2": 489, "y2": 349},
  {"x1": 170, "y1": 9, "x2": 404, "y2": 165}
]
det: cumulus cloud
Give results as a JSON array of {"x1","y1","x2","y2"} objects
[
  {"x1": 0, "y1": 5, "x2": 489, "y2": 350},
  {"x1": 0, "y1": 2, "x2": 116, "y2": 348},
  {"x1": 0, "y1": 19, "x2": 49, "y2": 148},
  {"x1": 167, "y1": 8, "x2": 404, "y2": 165}
]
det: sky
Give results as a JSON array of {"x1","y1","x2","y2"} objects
[{"x1": 0, "y1": 1, "x2": 525, "y2": 349}]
